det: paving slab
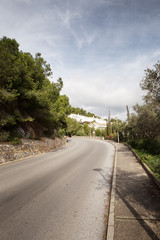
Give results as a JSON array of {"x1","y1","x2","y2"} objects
[{"x1": 114, "y1": 219, "x2": 160, "y2": 240}]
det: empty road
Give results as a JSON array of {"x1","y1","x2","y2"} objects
[{"x1": 0, "y1": 138, "x2": 115, "y2": 240}]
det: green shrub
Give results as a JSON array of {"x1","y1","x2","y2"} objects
[
  {"x1": 105, "y1": 133, "x2": 117, "y2": 141},
  {"x1": 128, "y1": 139, "x2": 160, "y2": 154},
  {"x1": 52, "y1": 129, "x2": 66, "y2": 139},
  {"x1": 76, "y1": 130, "x2": 86, "y2": 136},
  {"x1": 58, "y1": 129, "x2": 66, "y2": 138},
  {"x1": 0, "y1": 131, "x2": 10, "y2": 142},
  {"x1": 133, "y1": 148, "x2": 160, "y2": 180},
  {"x1": 10, "y1": 137, "x2": 21, "y2": 145}
]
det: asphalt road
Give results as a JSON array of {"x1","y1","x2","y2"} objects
[{"x1": 0, "y1": 138, "x2": 115, "y2": 240}]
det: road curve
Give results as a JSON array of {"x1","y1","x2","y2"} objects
[{"x1": 0, "y1": 138, "x2": 115, "y2": 240}]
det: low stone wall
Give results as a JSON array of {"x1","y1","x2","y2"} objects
[
  {"x1": 0, "y1": 137, "x2": 67, "y2": 164},
  {"x1": 72, "y1": 136, "x2": 105, "y2": 140}
]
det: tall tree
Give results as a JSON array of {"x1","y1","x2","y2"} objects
[
  {"x1": 126, "y1": 105, "x2": 130, "y2": 122},
  {"x1": 140, "y1": 62, "x2": 160, "y2": 103},
  {"x1": 125, "y1": 60, "x2": 160, "y2": 153},
  {"x1": 0, "y1": 36, "x2": 70, "y2": 137},
  {"x1": 107, "y1": 110, "x2": 112, "y2": 136}
]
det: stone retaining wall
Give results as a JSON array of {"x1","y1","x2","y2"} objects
[
  {"x1": 0, "y1": 137, "x2": 67, "y2": 164},
  {"x1": 72, "y1": 136, "x2": 105, "y2": 140}
]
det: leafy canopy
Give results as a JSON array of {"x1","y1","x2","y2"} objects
[{"x1": 0, "y1": 36, "x2": 70, "y2": 134}]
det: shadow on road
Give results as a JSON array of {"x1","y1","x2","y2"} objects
[
  {"x1": 93, "y1": 168, "x2": 112, "y2": 191},
  {"x1": 93, "y1": 167, "x2": 160, "y2": 240}
]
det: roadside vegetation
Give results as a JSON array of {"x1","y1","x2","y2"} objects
[
  {"x1": 133, "y1": 149, "x2": 160, "y2": 180},
  {"x1": 126, "y1": 62, "x2": 160, "y2": 179},
  {"x1": 70, "y1": 107, "x2": 99, "y2": 118}
]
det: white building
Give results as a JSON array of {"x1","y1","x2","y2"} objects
[{"x1": 69, "y1": 114, "x2": 106, "y2": 130}]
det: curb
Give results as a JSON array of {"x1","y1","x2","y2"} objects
[
  {"x1": 106, "y1": 142, "x2": 117, "y2": 240},
  {"x1": 124, "y1": 143, "x2": 160, "y2": 190}
]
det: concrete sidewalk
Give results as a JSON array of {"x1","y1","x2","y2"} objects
[{"x1": 107, "y1": 142, "x2": 160, "y2": 240}]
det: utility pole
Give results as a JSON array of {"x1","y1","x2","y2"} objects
[
  {"x1": 116, "y1": 117, "x2": 119, "y2": 143},
  {"x1": 126, "y1": 105, "x2": 130, "y2": 123}
]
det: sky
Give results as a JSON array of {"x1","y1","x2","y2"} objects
[{"x1": 1, "y1": 0, "x2": 160, "y2": 119}]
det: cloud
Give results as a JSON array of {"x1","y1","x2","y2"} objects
[
  {"x1": 1, "y1": 0, "x2": 160, "y2": 120},
  {"x1": 61, "y1": 50, "x2": 160, "y2": 118}
]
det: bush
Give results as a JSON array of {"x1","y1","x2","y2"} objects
[
  {"x1": 105, "y1": 133, "x2": 117, "y2": 141},
  {"x1": 0, "y1": 131, "x2": 10, "y2": 142},
  {"x1": 58, "y1": 129, "x2": 66, "y2": 138},
  {"x1": 10, "y1": 137, "x2": 21, "y2": 145},
  {"x1": 52, "y1": 129, "x2": 66, "y2": 139},
  {"x1": 76, "y1": 130, "x2": 86, "y2": 136},
  {"x1": 133, "y1": 148, "x2": 160, "y2": 180},
  {"x1": 128, "y1": 139, "x2": 160, "y2": 154}
]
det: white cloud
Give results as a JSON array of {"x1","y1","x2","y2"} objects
[
  {"x1": 61, "y1": 50, "x2": 160, "y2": 117},
  {"x1": 1, "y1": 0, "x2": 160, "y2": 120}
]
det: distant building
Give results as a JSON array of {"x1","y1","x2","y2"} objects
[{"x1": 69, "y1": 114, "x2": 106, "y2": 130}]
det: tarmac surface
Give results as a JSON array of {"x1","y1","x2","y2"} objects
[
  {"x1": 0, "y1": 138, "x2": 114, "y2": 240},
  {"x1": 107, "y1": 142, "x2": 160, "y2": 240}
]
